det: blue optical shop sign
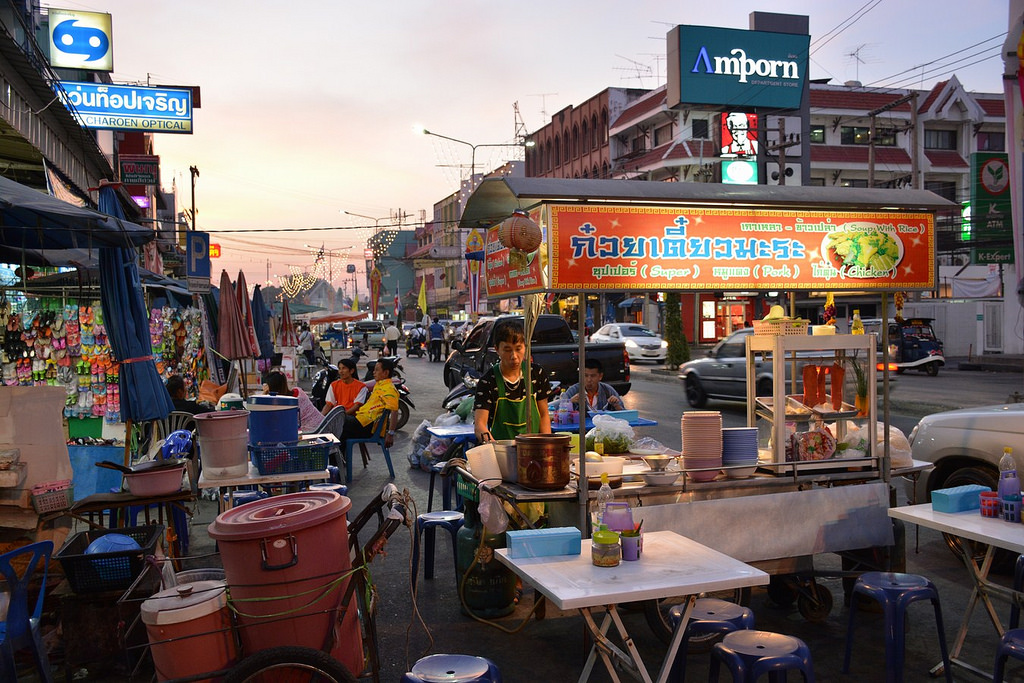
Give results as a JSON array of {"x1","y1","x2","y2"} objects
[
  {"x1": 48, "y1": 9, "x2": 113, "y2": 71},
  {"x1": 667, "y1": 25, "x2": 809, "y2": 110},
  {"x1": 56, "y1": 82, "x2": 193, "y2": 133}
]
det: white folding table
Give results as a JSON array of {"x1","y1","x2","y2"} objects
[
  {"x1": 495, "y1": 530, "x2": 768, "y2": 683},
  {"x1": 889, "y1": 503, "x2": 1024, "y2": 679}
]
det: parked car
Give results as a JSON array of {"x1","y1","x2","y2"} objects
[
  {"x1": 862, "y1": 317, "x2": 944, "y2": 376},
  {"x1": 909, "y1": 403, "x2": 1024, "y2": 501},
  {"x1": 349, "y1": 320, "x2": 386, "y2": 350},
  {"x1": 589, "y1": 323, "x2": 667, "y2": 363},
  {"x1": 909, "y1": 402, "x2": 1024, "y2": 570}
]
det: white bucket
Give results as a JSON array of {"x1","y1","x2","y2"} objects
[{"x1": 466, "y1": 443, "x2": 502, "y2": 484}]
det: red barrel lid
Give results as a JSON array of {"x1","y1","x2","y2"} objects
[
  {"x1": 208, "y1": 491, "x2": 351, "y2": 541},
  {"x1": 141, "y1": 580, "x2": 228, "y2": 625}
]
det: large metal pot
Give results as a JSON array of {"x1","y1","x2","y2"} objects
[{"x1": 515, "y1": 434, "x2": 571, "y2": 490}]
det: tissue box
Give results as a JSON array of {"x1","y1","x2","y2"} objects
[
  {"x1": 603, "y1": 410, "x2": 638, "y2": 422},
  {"x1": 931, "y1": 484, "x2": 990, "y2": 513},
  {"x1": 507, "y1": 527, "x2": 581, "y2": 558}
]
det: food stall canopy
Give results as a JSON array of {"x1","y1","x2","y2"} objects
[
  {"x1": 19, "y1": 260, "x2": 190, "y2": 296},
  {"x1": 309, "y1": 311, "x2": 369, "y2": 325},
  {"x1": 460, "y1": 177, "x2": 957, "y2": 295},
  {"x1": 0, "y1": 175, "x2": 155, "y2": 265}
]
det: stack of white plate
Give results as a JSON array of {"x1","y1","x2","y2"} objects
[
  {"x1": 681, "y1": 411, "x2": 722, "y2": 482},
  {"x1": 722, "y1": 427, "x2": 759, "y2": 478}
]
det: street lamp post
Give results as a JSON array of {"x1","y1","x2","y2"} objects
[{"x1": 415, "y1": 127, "x2": 531, "y2": 193}]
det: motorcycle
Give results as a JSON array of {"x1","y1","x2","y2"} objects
[
  {"x1": 406, "y1": 336, "x2": 426, "y2": 358},
  {"x1": 310, "y1": 351, "x2": 413, "y2": 430}
]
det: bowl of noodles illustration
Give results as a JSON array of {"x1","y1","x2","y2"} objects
[{"x1": 821, "y1": 222, "x2": 903, "y2": 277}]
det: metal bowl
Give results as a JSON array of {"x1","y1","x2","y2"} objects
[{"x1": 642, "y1": 455, "x2": 675, "y2": 472}]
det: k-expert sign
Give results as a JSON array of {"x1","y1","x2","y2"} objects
[{"x1": 668, "y1": 25, "x2": 809, "y2": 110}]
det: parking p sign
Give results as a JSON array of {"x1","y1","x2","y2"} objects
[{"x1": 186, "y1": 231, "x2": 211, "y2": 293}]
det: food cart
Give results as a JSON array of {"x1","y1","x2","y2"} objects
[{"x1": 457, "y1": 176, "x2": 953, "y2": 624}]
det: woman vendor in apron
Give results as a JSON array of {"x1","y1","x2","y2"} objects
[{"x1": 474, "y1": 320, "x2": 552, "y2": 443}]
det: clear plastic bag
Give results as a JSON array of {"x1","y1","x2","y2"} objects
[
  {"x1": 586, "y1": 414, "x2": 635, "y2": 454},
  {"x1": 478, "y1": 489, "x2": 509, "y2": 534}
]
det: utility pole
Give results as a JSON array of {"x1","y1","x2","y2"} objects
[
  {"x1": 763, "y1": 118, "x2": 801, "y2": 185},
  {"x1": 188, "y1": 165, "x2": 199, "y2": 230},
  {"x1": 866, "y1": 93, "x2": 916, "y2": 188}
]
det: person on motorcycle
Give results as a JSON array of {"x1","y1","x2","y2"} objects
[
  {"x1": 407, "y1": 323, "x2": 427, "y2": 357},
  {"x1": 473, "y1": 319, "x2": 552, "y2": 443},
  {"x1": 322, "y1": 358, "x2": 366, "y2": 416}
]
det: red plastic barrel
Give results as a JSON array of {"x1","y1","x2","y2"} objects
[
  {"x1": 140, "y1": 580, "x2": 237, "y2": 682},
  {"x1": 207, "y1": 491, "x2": 361, "y2": 675}
]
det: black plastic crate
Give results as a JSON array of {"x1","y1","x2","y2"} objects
[{"x1": 55, "y1": 525, "x2": 164, "y2": 594}]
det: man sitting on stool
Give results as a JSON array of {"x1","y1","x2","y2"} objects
[{"x1": 563, "y1": 358, "x2": 623, "y2": 411}]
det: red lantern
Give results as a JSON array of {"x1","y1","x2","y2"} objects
[{"x1": 498, "y1": 210, "x2": 542, "y2": 253}]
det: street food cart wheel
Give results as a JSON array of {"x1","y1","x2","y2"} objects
[
  {"x1": 796, "y1": 580, "x2": 833, "y2": 623},
  {"x1": 926, "y1": 362, "x2": 939, "y2": 376},
  {"x1": 223, "y1": 646, "x2": 357, "y2": 683},
  {"x1": 643, "y1": 588, "x2": 751, "y2": 651}
]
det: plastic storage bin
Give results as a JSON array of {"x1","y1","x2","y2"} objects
[{"x1": 56, "y1": 525, "x2": 164, "y2": 594}]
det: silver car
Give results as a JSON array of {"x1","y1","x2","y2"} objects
[
  {"x1": 590, "y1": 323, "x2": 667, "y2": 363},
  {"x1": 678, "y1": 328, "x2": 836, "y2": 408}
]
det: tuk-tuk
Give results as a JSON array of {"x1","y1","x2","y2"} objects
[{"x1": 864, "y1": 317, "x2": 945, "y2": 376}]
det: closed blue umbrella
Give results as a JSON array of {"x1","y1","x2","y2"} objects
[
  {"x1": 251, "y1": 284, "x2": 274, "y2": 361},
  {"x1": 97, "y1": 186, "x2": 174, "y2": 424}
]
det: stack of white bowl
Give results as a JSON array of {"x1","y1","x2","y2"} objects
[
  {"x1": 681, "y1": 411, "x2": 722, "y2": 482},
  {"x1": 721, "y1": 427, "x2": 759, "y2": 478}
]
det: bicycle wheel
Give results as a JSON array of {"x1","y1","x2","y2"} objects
[{"x1": 224, "y1": 646, "x2": 357, "y2": 683}]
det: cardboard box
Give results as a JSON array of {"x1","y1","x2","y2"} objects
[{"x1": 507, "y1": 527, "x2": 581, "y2": 558}]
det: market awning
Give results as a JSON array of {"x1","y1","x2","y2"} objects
[
  {"x1": 458, "y1": 176, "x2": 957, "y2": 232},
  {"x1": 309, "y1": 311, "x2": 368, "y2": 325},
  {"x1": 0, "y1": 175, "x2": 155, "y2": 264}
]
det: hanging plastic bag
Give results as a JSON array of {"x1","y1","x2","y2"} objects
[{"x1": 478, "y1": 489, "x2": 509, "y2": 534}]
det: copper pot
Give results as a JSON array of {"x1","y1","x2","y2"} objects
[{"x1": 515, "y1": 434, "x2": 571, "y2": 490}]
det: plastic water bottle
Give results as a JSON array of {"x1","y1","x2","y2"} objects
[
  {"x1": 596, "y1": 473, "x2": 614, "y2": 525},
  {"x1": 999, "y1": 447, "x2": 1019, "y2": 499},
  {"x1": 557, "y1": 397, "x2": 569, "y2": 426}
]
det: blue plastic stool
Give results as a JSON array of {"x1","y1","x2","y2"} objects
[
  {"x1": 1011, "y1": 554, "x2": 1024, "y2": 629},
  {"x1": 667, "y1": 598, "x2": 755, "y2": 683},
  {"x1": 710, "y1": 630, "x2": 814, "y2": 682},
  {"x1": 411, "y1": 510, "x2": 464, "y2": 588},
  {"x1": 124, "y1": 504, "x2": 191, "y2": 554},
  {"x1": 327, "y1": 465, "x2": 342, "y2": 484},
  {"x1": 994, "y1": 628, "x2": 1024, "y2": 682},
  {"x1": 308, "y1": 483, "x2": 349, "y2": 496},
  {"x1": 843, "y1": 572, "x2": 952, "y2": 683},
  {"x1": 427, "y1": 461, "x2": 454, "y2": 512},
  {"x1": 401, "y1": 654, "x2": 501, "y2": 682}
]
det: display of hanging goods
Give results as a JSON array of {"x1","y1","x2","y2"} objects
[{"x1": 498, "y1": 210, "x2": 543, "y2": 252}]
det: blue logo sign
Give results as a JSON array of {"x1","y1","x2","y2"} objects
[
  {"x1": 52, "y1": 20, "x2": 109, "y2": 61},
  {"x1": 56, "y1": 82, "x2": 193, "y2": 134},
  {"x1": 47, "y1": 9, "x2": 113, "y2": 71}
]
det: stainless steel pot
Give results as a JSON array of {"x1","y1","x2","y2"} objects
[{"x1": 515, "y1": 434, "x2": 571, "y2": 490}]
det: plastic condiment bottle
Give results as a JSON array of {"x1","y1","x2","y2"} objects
[
  {"x1": 999, "y1": 447, "x2": 1019, "y2": 499},
  {"x1": 851, "y1": 310, "x2": 864, "y2": 335},
  {"x1": 596, "y1": 473, "x2": 614, "y2": 525}
]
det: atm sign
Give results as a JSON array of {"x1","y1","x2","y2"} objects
[{"x1": 209, "y1": 244, "x2": 221, "y2": 258}]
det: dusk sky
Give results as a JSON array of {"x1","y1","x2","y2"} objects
[{"x1": 55, "y1": 0, "x2": 1010, "y2": 290}]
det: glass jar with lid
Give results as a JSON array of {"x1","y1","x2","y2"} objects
[{"x1": 591, "y1": 525, "x2": 621, "y2": 567}]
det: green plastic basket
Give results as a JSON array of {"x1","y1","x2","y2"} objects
[{"x1": 455, "y1": 472, "x2": 480, "y2": 503}]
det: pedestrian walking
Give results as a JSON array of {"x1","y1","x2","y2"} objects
[
  {"x1": 428, "y1": 317, "x2": 444, "y2": 362},
  {"x1": 384, "y1": 320, "x2": 400, "y2": 356}
]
